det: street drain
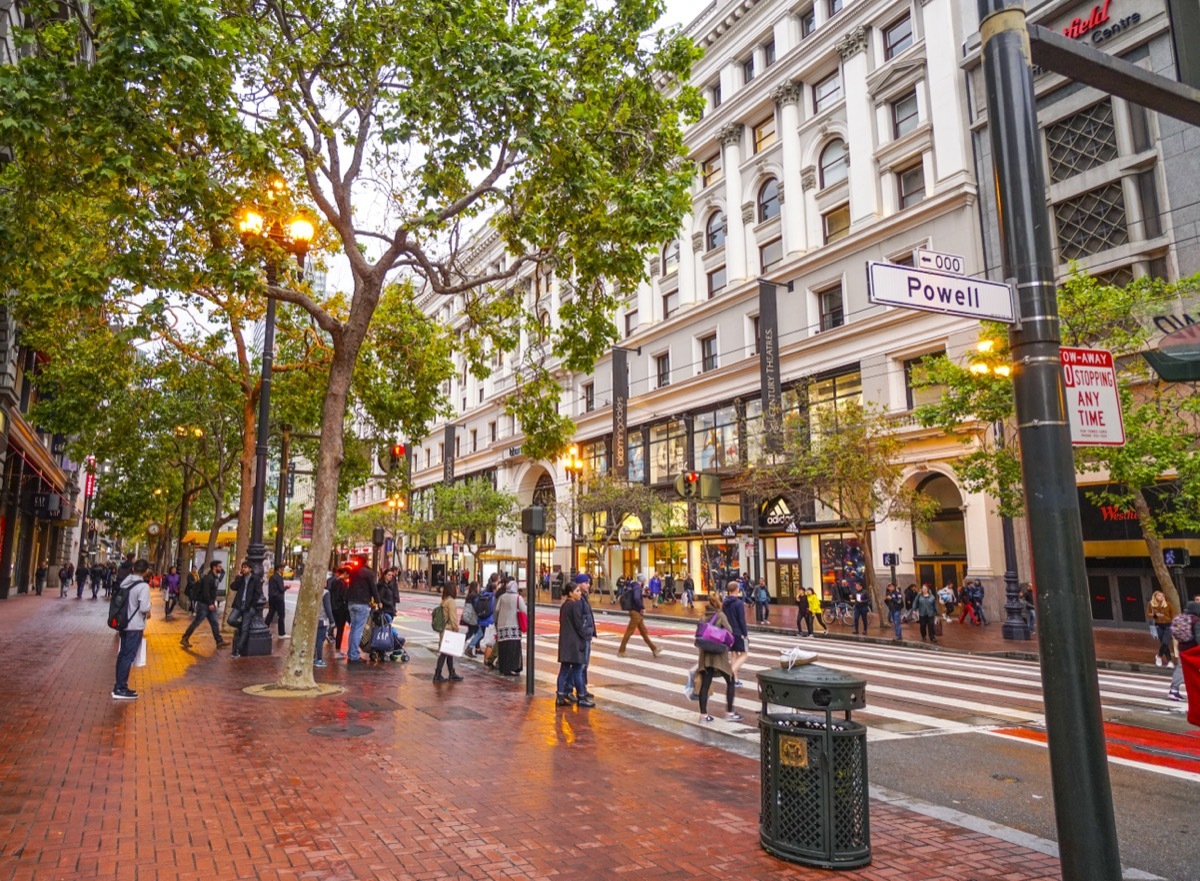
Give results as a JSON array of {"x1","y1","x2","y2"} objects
[
  {"x1": 309, "y1": 724, "x2": 374, "y2": 738},
  {"x1": 345, "y1": 697, "x2": 403, "y2": 712}
]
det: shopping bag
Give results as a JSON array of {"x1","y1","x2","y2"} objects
[
  {"x1": 517, "y1": 610, "x2": 528, "y2": 634},
  {"x1": 370, "y1": 623, "x2": 396, "y2": 653},
  {"x1": 683, "y1": 665, "x2": 698, "y2": 701},
  {"x1": 935, "y1": 617, "x2": 944, "y2": 637},
  {"x1": 440, "y1": 630, "x2": 466, "y2": 658},
  {"x1": 134, "y1": 638, "x2": 147, "y2": 667}
]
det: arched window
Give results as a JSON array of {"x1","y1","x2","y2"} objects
[
  {"x1": 758, "y1": 178, "x2": 781, "y2": 221},
  {"x1": 706, "y1": 210, "x2": 727, "y2": 251},
  {"x1": 819, "y1": 139, "x2": 849, "y2": 188},
  {"x1": 661, "y1": 239, "x2": 680, "y2": 275}
]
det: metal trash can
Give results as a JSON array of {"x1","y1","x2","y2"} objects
[{"x1": 757, "y1": 664, "x2": 870, "y2": 869}]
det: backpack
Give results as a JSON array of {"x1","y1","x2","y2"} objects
[
  {"x1": 431, "y1": 604, "x2": 446, "y2": 633},
  {"x1": 1170, "y1": 612, "x2": 1197, "y2": 643},
  {"x1": 473, "y1": 592, "x2": 493, "y2": 619},
  {"x1": 619, "y1": 585, "x2": 635, "y2": 611},
  {"x1": 106, "y1": 580, "x2": 141, "y2": 631}
]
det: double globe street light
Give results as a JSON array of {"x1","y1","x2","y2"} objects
[{"x1": 235, "y1": 185, "x2": 314, "y2": 654}]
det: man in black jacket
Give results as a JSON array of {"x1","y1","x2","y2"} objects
[
  {"x1": 345, "y1": 556, "x2": 378, "y2": 663},
  {"x1": 181, "y1": 560, "x2": 228, "y2": 650},
  {"x1": 264, "y1": 567, "x2": 289, "y2": 637},
  {"x1": 231, "y1": 562, "x2": 264, "y2": 658},
  {"x1": 617, "y1": 573, "x2": 661, "y2": 658}
]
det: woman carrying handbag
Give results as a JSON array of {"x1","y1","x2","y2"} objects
[{"x1": 694, "y1": 596, "x2": 742, "y2": 724}]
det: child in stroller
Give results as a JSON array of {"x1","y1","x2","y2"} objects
[{"x1": 362, "y1": 606, "x2": 410, "y2": 663}]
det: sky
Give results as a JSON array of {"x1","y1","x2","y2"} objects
[{"x1": 659, "y1": 0, "x2": 707, "y2": 33}]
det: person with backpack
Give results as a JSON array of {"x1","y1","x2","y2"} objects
[
  {"x1": 617, "y1": 573, "x2": 662, "y2": 658},
  {"x1": 89, "y1": 562, "x2": 105, "y2": 600},
  {"x1": 162, "y1": 565, "x2": 181, "y2": 620},
  {"x1": 432, "y1": 583, "x2": 463, "y2": 682},
  {"x1": 1168, "y1": 591, "x2": 1200, "y2": 702},
  {"x1": 465, "y1": 576, "x2": 497, "y2": 658},
  {"x1": 958, "y1": 582, "x2": 980, "y2": 625},
  {"x1": 695, "y1": 594, "x2": 741, "y2": 723},
  {"x1": 181, "y1": 561, "x2": 228, "y2": 651},
  {"x1": 970, "y1": 578, "x2": 988, "y2": 625},
  {"x1": 111, "y1": 559, "x2": 152, "y2": 700}
]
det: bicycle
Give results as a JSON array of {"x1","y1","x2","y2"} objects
[{"x1": 821, "y1": 601, "x2": 853, "y2": 626}]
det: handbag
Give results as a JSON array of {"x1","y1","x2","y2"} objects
[
  {"x1": 440, "y1": 630, "x2": 466, "y2": 657},
  {"x1": 935, "y1": 617, "x2": 944, "y2": 636},
  {"x1": 517, "y1": 610, "x2": 528, "y2": 634},
  {"x1": 695, "y1": 614, "x2": 733, "y2": 654}
]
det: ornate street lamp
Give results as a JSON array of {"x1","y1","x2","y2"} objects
[
  {"x1": 234, "y1": 183, "x2": 314, "y2": 654},
  {"x1": 970, "y1": 338, "x2": 1029, "y2": 641},
  {"x1": 563, "y1": 444, "x2": 585, "y2": 577}
]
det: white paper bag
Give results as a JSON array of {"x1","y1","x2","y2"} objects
[
  {"x1": 134, "y1": 638, "x2": 147, "y2": 667},
  {"x1": 440, "y1": 630, "x2": 466, "y2": 658}
]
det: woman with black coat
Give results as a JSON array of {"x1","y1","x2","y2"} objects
[
  {"x1": 556, "y1": 582, "x2": 593, "y2": 707},
  {"x1": 721, "y1": 581, "x2": 750, "y2": 687}
]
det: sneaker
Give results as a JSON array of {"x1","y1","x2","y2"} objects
[
  {"x1": 651, "y1": 647, "x2": 663, "y2": 658},
  {"x1": 180, "y1": 638, "x2": 192, "y2": 648},
  {"x1": 449, "y1": 674, "x2": 464, "y2": 681},
  {"x1": 1167, "y1": 661, "x2": 1175, "y2": 669},
  {"x1": 231, "y1": 653, "x2": 242, "y2": 659},
  {"x1": 280, "y1": 634, "x2": 291, "y2": 639},
  {"x1": 700, "y1": 714, "x2": 714, "y2": 723},
  {"x1": 726, "y1": 712, "x2": 744, "y2": 722},
  {"x1": 335, "y1": 651, "x2": 346, "y2": 660},
  {"x1": 1156, "y1": 656, "x2": 1164, "y2": 667},
  {"x1": 735, "y1": 680, "x2": 745, "y2": 688},
  {"x1": 1168, "y1": 691, "x2": 1183, "y2": 701},
  {"x1": 314, "y1": 660, "x2": 328, "y2": 667},
  {"x1": 111, "y1": 689, "x2": 138, "y2": 700}
]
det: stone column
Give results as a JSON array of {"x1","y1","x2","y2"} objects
[
  {"x1": 719, "y1": 123, "x2": 747, "y2": 282},
  {"x1": 677, "y1": 210, "x2": 698, "y2": 306},
  {"x1": 772, "y1": 81, "x2": 807, "y2": 255},
  {"x1": 921, "y1": 0, "x2": 970, "y2": 184},
  {"x1": 836, "y1": 26, "x2": 879, "y2": 225}
]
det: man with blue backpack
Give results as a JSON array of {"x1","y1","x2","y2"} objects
[
  {"x1": 109, "y1": 559, "x2": 152, "y2": 700},
  {"x1": 465, "y1": 576, "x2": 496, "y2": 658}
]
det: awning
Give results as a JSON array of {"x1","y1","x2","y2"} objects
[
  {"x1": 6, "y1": 407, "x2": 68, "y2": 494},
  {"x1": 181, "y1": 530, "x2": 239, "y2": 545}
]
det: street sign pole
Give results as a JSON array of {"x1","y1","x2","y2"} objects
[{"x1": 978, "y1": 1, "x2": 1121, "y2": 878}]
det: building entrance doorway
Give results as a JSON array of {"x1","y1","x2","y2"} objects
[
  {"x1": 775, "y1": 562, "x2": 801, "y2": 602},
  {"x1": 1086, "y1": 569, "x2": 1152, "y2": 629}
]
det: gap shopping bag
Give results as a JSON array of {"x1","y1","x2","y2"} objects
[{"x1": 439, "y1": 630, "x2": 466, "y2": 658}]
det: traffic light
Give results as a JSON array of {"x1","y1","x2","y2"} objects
[
  {"x1": 674, "y1": 470, "x2": 700, "y2": 499},
  {"x1": 380, "y1": 442, "x2": 407, "y2": 473},
  {"x1": 1163, "y1": 547, "x2": 1191, "y2": 568}
]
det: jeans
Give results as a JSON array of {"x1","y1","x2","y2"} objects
[
  {"x1": 1026, "y1": 606, "x2": 1036, "y2": 632},
  {"x1": 466, "y1": 623, "x2": 488, "y2": 653},
  {"x1": 265, "y1": 595, "x2": 286, "y2": 635},
  {"x1": 347, "y1": 603, "x2": 371, "y2": 660},
  {"x1": 853, "y1": 607, "x2": 869, "y2": 634},
  {"x1": 114, "y1": 630, "x2": 143, "y2": 692},
  {"x1": 556, "y1": 662, "x2": 585, "y2": 696},
  {"x1": 1155, "y1": 623, "x2": 1173, "y2": 662},
  {"x1": 618, "y1": 611, "x2": 657, "y2": 654},
  {"x1": 581, "y1": 641, "x2": 592, "y2": 693},
  {"x1": 315, "y1": 621, "x2": 327, "y2": 661},
  {"x1": 890, "y1": 608, "x2": 903, "y2": 639},
  {"x1": 183, "y1": 603, "x2": 222, "y2": 643}
]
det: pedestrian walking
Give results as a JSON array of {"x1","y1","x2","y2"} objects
[
  {"x1": 649, "y1": 571, "x2": 662, "y2": 608},
  {"x1": 969, "y1": 578, "x2": 988, "y2": 625},
  {"x1": 328, "y1": 567, "x2": 350, "y2": 658},
  {"x1": 801, "y1": 587, "x2": 827, "y2": 636},
  {"x1": 89, "y1": 563, "x2": 105, "y2": 599},
  {"x1": 494, "y1": 579, "x2": 526, "y2": 676},
  {"x1": 34, "y1": 561, "x2": 47, "y2": 595},
  {"x1": 696, "y1": 596, "x2": 741, "y2": 723},
  {"x1": 75, "y1": 563, "x2": 87, "y2": 599},
  {"x1": 914, "y1": 583, "x2": 940, "y2": 643},
  {"x1": 722, "y1": 581, "x2": 750, "y2": 686},
  {"x1": 1168, "y1": 591, "x2": 1200, "y2": 702},
  {"x1": 231, "y1": 562, "x2": 265, "y2": 659},
  {"x1": 432, "y1": 583, "x2": 463, "y2": 682},
  {"x1": 181, "y1": 561, "x2": 228, "y2": 650},
  {"x1": 314, "y1": 582, "x2": 334, "y2": 668},
  {"x1": 1148, "y1": 590, "x2": 1176, "y2": 667},
  {"x1": 58, "y1": 562, "x2": 73, "y2": 598},
  {"x1": 937, "y1": 583, "x2": 956, "y2": 622},
  {"x1": 461, "y1": 581, "x2": 480, "y2": 645},
  {"x1": 885, "y1": 582, "x2": 904, "y2": 640},
  {"x1": 465, "y1": 576, "x2": 496, "y2": 657},
  {"x1": 617, "y1": 573, "x2": 662, "y2": 658},
  {"x1": 162, "y1": 565, "x2": 181, "y2": 620},
  {"x1": 112, "y1": 559, "x2": 152, "y2": 700},
  {"x1": 851, "y1": 583, "x2": 871, "y2": 635},
  {"x1": 556, "y1": 580, "x2": 593, "y2": 707},
  {"x1": 265, "y1": 567, "x2": 289, "y2": 637},
  {"x1": 681, "y1": 570, "x2": 695, "y2": 608},
  {"x1": 577, "y1": 574, "x2": 597, "y2": 700},
  {"x1": 345, "y1": 556, "x2": 378, "y2": 664},
  {"x1": 753, "y1": 578, "x2": 770, "y2": 623},
  {"x1": 958, "y1": 582, "x2": 980, "y2": 625}
]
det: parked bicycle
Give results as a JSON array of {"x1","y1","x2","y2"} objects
[{"x1": 822, "y1": 600, "x2": 854, "y2": 626}]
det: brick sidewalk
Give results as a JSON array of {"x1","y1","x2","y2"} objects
[{"x1": 0, "y1": 592, "x2": 1063, "y2": 881}]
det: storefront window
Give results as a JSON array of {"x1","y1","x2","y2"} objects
[
  {"x1": 583, "y1": 438, "x2": 608, "y2": 476},
  {"x1": 694, "y1": 405, "x2": 740, "y2": 471},
  {"x1": 649, "y1": 419, "x2": 687, "y2": 484},
  {"x1": 808, "y1": 370, "x2": 862, "y2": 435},
  {"x1": 627, "y1": 432, "x2": 645, "y2": 483},
  {"x1": 818, "y1": 535, "x2": 865, "y2": 601}
]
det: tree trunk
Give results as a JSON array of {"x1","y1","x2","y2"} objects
[
  {"x1": 275, "y1": 345, "x2": 358, "y2": 690},
  {"x1": 858, "y1": 528, "x2": 887, "y2": 629},
  {"x1": 1133, "y1": 489, "x2": 1182, "y2": 610},
  {"x1": 203, "y1": 477, "x2": 224, "y2": 568},
  {"x1": 234, "y1": 394, "x2": 257, "y2": 571}
]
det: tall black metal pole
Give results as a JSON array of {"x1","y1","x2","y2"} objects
[
  {"x1": 977, "y1": 2, "x2": 1120, "y2": 878},
  {"x1": 274, "y1": 425, "x2": 290, "y2": 568},
  {"x1": 525, "y1": 531, "x2": 536, "y2": 697}
]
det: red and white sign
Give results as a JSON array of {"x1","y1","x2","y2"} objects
[
  {"x1": 1061, "y1": 347, "x2": 1125, "y2": 446},
  {"x1": 301, "y1": 509, "x2": 314, "y2": 540},
  {"x1": 84, "y1": 471, "x2": 96, "y2": 498}
]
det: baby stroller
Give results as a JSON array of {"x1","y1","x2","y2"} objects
[{"x1": 360, "y1": 607, "x2": 409, "y2": 663}]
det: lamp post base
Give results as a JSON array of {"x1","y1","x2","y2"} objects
[{"x1": 1001, "y1": 572, "x2": 1031, "y2": 641}]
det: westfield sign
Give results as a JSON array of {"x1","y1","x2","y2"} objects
[{"x1": 1063, "y1": 0, "x2": 1113, "y2": 38}]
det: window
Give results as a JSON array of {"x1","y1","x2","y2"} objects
[
  {"x1": 892, "y1": 91, "x2": 919, "y2": 138},
  {"x1": 823, "y1": 204, "x2": 850, "y2": 243},
  {"x1": 706, "y1": 210, "x2": 727, "y2": 250},
  {"x1": 828, "y1": 0, "x2": 843, "y2": 17},
  {"x1": 701, "y1": 153, "x2": 723, "y2": 187},
  {"x1": 817, "y1": 284, "x2": 845, "y2": 331},
  {"x1": 764, "y1": 40, "x2": 776, "y2": 67},
  {"x1": 694, "y1": 405, "x2": 739, "y2": 470},
  {"x1": 662, "y1": 288, "x2": 679, "y2": 319},
  {"x1": 1055, "y1": 184, "x2": 1128, "y2": 260},
  {"x1": 711, "y1": 81, "x2": 722, "y2": 109},
  {"x1": 760, "y1": 238, "x2": 783, "y2": 272},
  {"x1": 655, "y1": 353, "x2": 671, "y2": 388},
  {"x1": 890, "y1": 251, "x2": 915, "y2": 267},
  {"x1": 753, "y1": 115, "x2": 776, "y2": 153},
  {"x1": 814, "y1": 71, "x2": 842, "y2": 113},
  {"x1": 743, "y1": 56, "x2": 755, "y2": 83},
  {"x1": 904, "y1": 354, "x2": 945, "y2": 410},
  {"x1": 707, "y1": 266, "x2": 727, "y2": 298},
  {"x1": 884, "y1": 15, "x2": 913, "y2": 59},
  {"x1": 800, "y1": 7, "x2": 816, "y2": 36},
  {"x1": 649, "y1": 419, "x2": 687, "y2": 483},
  {"x1": 819, "y1": 139, "x2": 848, "y2": 188},
  {"x1": 478, "y1": 387, "x2": 484, "y2": 403},
  {"x1": 808, "y1": 369, "x2": 862, "y2": 433},
  {"x1": 758, "y1": 177, "x2": 781, "y2": 221},
  {"x1": 661, "y1": 239, "x2": 680, "y2": 275},
  {"x1": 750, "y1": 314, "x2": 761, "y2": 355},
  {"x1": 470, "y1": 429, "x2": 478, "y2": 452},
  {"x1": 583, "y1": 382, "x2": 595, "y2": 413},
  {"x1": 625, "y1": 309, "x2": 639, "y2": 337},
  {"x1": 1045, "y1": 100, "x2": 1118, "y2": 184},
  {"x1": 584, "y1": 439, "x2": 608, "y2": 476},
  {"x1": 489, "y1": 421, "x2": 497, "y2": 442},
  {"x1": 700, "y1": 334, "x2": 718, "y2": 372},
  {"x1": 898, "y1": 163, "x2": 925, "y2": 209},
  {"x1": 1137, "y1": 170, "x2": 1162, "y2": 239}
]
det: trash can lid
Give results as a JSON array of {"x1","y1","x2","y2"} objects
[{"x1": 757, "y1": 664, "x2": 867, "y2": 711}]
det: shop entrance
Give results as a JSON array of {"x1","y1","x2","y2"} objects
[
  {"x1": 775, "y1": 562, "x2": 802, "y2": 603},
  {"x1": 916, "y1": 561, "x2": 968, "y2": 591},
  {"x1": 1086, "y1": 569, "x2": 1152, "y2": 628}
]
